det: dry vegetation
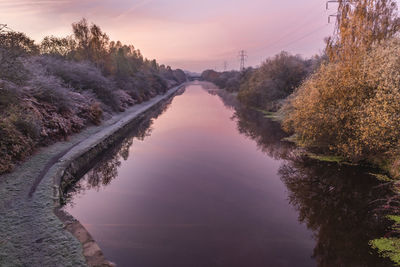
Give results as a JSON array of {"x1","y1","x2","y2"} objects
[
  {"x1": 282, "y1": 0, "x2": 400, "y2": 175},
  {"x1": 0, "y1": 19, "x2": 186, "y2": 174}
]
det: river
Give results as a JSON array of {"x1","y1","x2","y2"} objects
[{"x1": 64, "y1": 82, "x2": 394, "y2": 267}]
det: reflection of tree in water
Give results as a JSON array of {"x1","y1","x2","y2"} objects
[
  {"x1": 206, "y1": 86, "x2": 239, "y2": 110},
  {"x1": 217, "y1": 87, "x2": 396, "y2": 266},
  {"x1": 65, "y1": 95, "x2": 177, "y2": 206},
  {"x1": 208, "y1": 86, "x2": 294, "y2": 160},
  {"x1": 280, "y1": 157, "x2": 394, "y2": 266},
  {"x1": 234, "y1": 107, "x2": 294, "y2": 160}
]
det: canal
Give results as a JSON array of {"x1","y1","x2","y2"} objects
[{"x1": 64, "y1": 82, "x2": 394, "y2": 267}]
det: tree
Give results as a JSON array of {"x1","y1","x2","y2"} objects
[
  {"x1": 326, "y1": 0, "x2": 400, "y2": 62},
  {"x1": 238, "y1": 52, "x2": 312, "y2": 111},
  {"x1": 0, "y1": 32, "x2": 37, "y2": 82},
  {"x1": 40, "y1": 35, "x2": 76, "y2": 57},
  {"x1": 283, "y1": 0, "x2": 400, "y2": 164},
  {"x1": 72, "y1": 18, "x2": 109, "y2": 67}
]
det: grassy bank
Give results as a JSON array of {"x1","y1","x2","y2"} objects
[
  {"x1": 0, "y1": 19, "x2": 187, "y2": 175},
  {"x1": 0, "y1": 84, "x2": 183, "y2": 267}
]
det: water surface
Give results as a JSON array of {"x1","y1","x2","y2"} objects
[{"x1": 65, "y1": 82, "x2": 393, "y2": 267}]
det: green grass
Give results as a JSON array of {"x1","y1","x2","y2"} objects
[
  {"x1": 307, "y1": 153, "x2": 344, "y2": 163},
  {"x1": 251, "y1": 107, "x2": 283, "y2": 121},
  {"x1": 370, "y1": 238, "x2": 400, "y2": 265},
  {"x1": 370, "y1": 215, "x2": 400, "y2": 266},
  {"x1": 281, "y1": 134, "x2": 299, "y2": 144},
  {"x1": 368, "y1": 172, "x2": 393, "y2": 182},
  {"x1": 388, "y1": 215, "x2": 400, "y2": 225}
]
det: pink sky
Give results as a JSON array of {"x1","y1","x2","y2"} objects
[{"x1": 1, "y1": 0, "x2": 345, "y2": 71}]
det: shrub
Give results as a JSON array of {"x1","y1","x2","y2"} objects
[
  {"x1": 0, "y1": 116, "x2": 36, "y2": 173},
  {"x1": 173, "y1": 69, "x2": 187, "y2": 84},
  {"x1": 0, "y1": 31, "x2": 38, "y2": 83},
  {"x1": 201, "y1": 69, "x2": 220, "y2": 82},
  {"x1": 201, "y1": 70, "x2": 244, "y2": 92},
  {"x1": 238, "y1": 52, "x2": 314, "y2": 111},
  {"x1": 26, "y1": 58, "x2": 74, "y2": 112},
  {"x1": 36, "y1": 56, "x2": 122, "y2": 111},
  {"x1": 0, "y1": 80, "x2": 20, "y2": 111},
  {"x1": 87, "y1": 102, "x2": 103, "y2": 125},
  {"x1": 283, "y1": 38, "x2": 400, "y2": 170},
  {"x1": 12, "y1": 117, "x2": 41, "y2": 140}
]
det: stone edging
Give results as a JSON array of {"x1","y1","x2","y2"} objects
[{"x1": 46, "y1": 84, "x2": 185, "y2": 266}]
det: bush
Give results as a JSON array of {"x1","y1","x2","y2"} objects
[
  {"x1": 283, "y1": 38, "x2": 400, "y2": 171},
  {"x1": 36, "y1": 56, "x2": 122, "y2": 111},
  {"x1": 86, "y1": 102, "x2": 103, "y2": 125},
  {"x1": 0, "y1": 115, "x2": 36, "y2": 173},
  {"x1": 0, "y1": 31, "x2": 38, "y2": 83},
  {"x1": 0, "y1": 80, "x2": 20, "y2": 111},
  {"x1": 13, "y1": 117, "x2": 41, "y2": 140},
  {"x1": 201, "y1": 70, "x2": 243, "y2": 92},
  {"x1": 201, "y1": 69, "x2": 220, "y2": 82},
  {"x1": 238, "y1": 52, "x2": 315, "y2": 111},
  {"x1": 26, "y1": 58, "x2": 75, "y2": 112}
]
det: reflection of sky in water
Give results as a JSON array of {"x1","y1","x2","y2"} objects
[
  {"x1": 66, "y1": 84, "x2": 314, "y2": 266},
  {"x1": 65, "y1": 83, "x2": 393, "y2": 267}
]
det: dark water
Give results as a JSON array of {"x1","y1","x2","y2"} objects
[{"x1": 65, "y1": 82, "x2": 394, "y2": 267}]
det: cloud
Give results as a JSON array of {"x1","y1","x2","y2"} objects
[
  {"x1": 0, "y1": 0, "x2": 338, "y2": 71},
  {"x1": 114, "y1": 0, "x2": 154, "y2": 20}
]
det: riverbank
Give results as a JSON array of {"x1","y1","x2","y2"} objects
[{"x1": 0, "y1": 84, "x2": 185, "y2": 267}]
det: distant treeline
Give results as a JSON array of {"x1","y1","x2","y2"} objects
[
  {"x1": 201, "y1": 52, "x2": 323, "y2": 112},
  {"x1": 0, "y1": 18, "x2": 187, "y2": 174}
]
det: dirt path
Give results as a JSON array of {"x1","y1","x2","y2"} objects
[{"x1": 0, "y1": 84, "x2": 184, "y2": 267}]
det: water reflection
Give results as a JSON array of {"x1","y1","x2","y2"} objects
[
  {"x1": 234, "y1": 108, "x2": 293, "y2": 160},
  {"x1": 230, "y1": 104, "x2": 395, "y2": 266},
  {"x1": 205, "y1": 84, "x2": 293, "y2": 160},
  {"x1": 280, "y1": 158, "x2": 393, "y2": 266},
  {"x1": 65, "y1": 84, "x2": 395, "y2": 266},
  {"x1": 64, "y1": 93, "x2": 178, "y2": 206}
]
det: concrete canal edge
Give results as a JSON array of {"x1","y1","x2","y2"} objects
[
  {"x1": 42, "y1": 84, "x2": 185, "y2": 266},
  {"x1": 0, "y1": 84, "x2": 185, "y2": 267},
  {"x1": 56, "y1": 84, "x2": 185, "y2": 266}
]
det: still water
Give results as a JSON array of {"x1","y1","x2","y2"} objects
[{"x1": 65, "y1": 82, "x2": 394, "y2": 267}]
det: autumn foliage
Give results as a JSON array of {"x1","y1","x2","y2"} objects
[{"x1": 282, "y1": 0, "x2": 400, "y2": 175}]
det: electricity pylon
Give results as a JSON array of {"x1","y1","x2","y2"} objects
[{"x1": 238, "y1": 50, "x2": 247, "y2": 71}]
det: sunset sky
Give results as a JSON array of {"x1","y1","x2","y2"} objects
[{"x1": 1, "y1": 0, "x2": 341, "y2": 72}]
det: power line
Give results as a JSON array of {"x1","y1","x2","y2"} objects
[
  {"x1": 238, "y1": 50, "x2": 247, "y2": 71},
  {"x1": 233, "y1": 24, "x2": 326, "y2": 72},
  {"x1": 216, "y1": 2, "x2": 335, "y2": 70},
  {"x1": 253, "y1": 23, "x2": 329, "y2": 55},
  {"x1": 279, "y1": 24, "x2": 328, "y2": 50},
  {"x1": 211, "y1": 2, "x2": 326, "y2": 60}
]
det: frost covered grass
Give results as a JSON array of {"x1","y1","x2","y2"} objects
[{"x1": 0, "y1": 19, "x2": 187, "y2": 175}]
